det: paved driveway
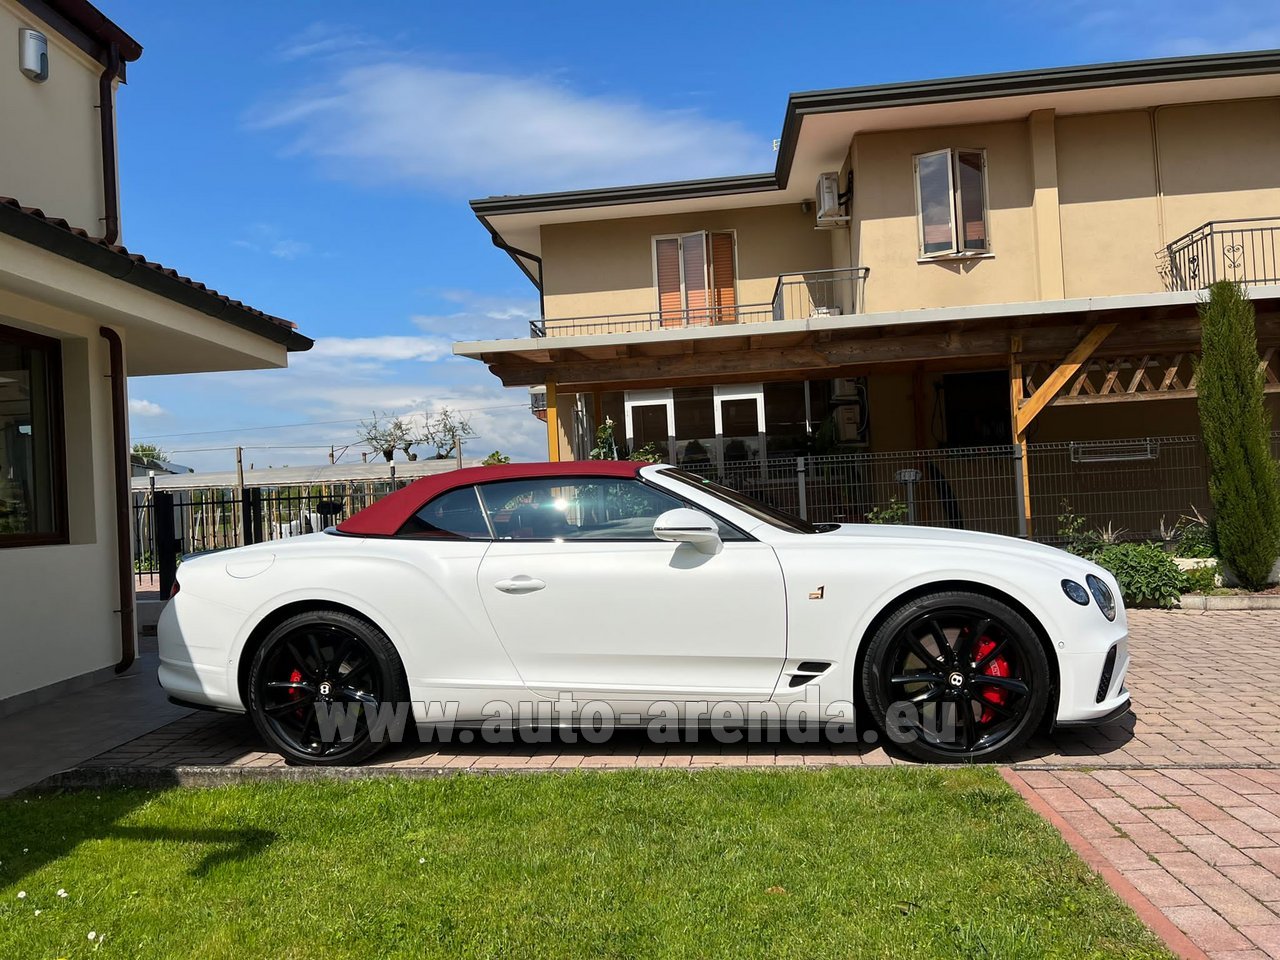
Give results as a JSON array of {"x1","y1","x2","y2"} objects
[{"x1": 59, "y1": 609, "x2": 1280, "y2": 777}]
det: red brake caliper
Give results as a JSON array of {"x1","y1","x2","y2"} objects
[
  {"x1": 288, "y1": 669, "x2": 305, "y2": 714},
  {"x1": 972, "y1": 637, "x2": 1009, "y2": 724}
]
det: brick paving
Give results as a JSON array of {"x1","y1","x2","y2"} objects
[
  {"x1": 74, "y1": 609, "x2": 1280, "y2": 773},
  {"x1": 1014, "y1": 768, "x2": 1280, "y2": 959},
  {"x1": 44, "y1": 609, "x2": 1280, "y2": 958}
]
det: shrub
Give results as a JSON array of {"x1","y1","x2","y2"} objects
[
  {"x1": 1182, "y1": 563, "x2": 1219, "y2": 595},
  {"x1": 1175, "y1": 519, "x2": 1216, "y2": 559},
  {"x1": 1197, "y1": 281, "x2": 1280, "y2": 589},
  {"x1": 1093, "y1": 543, "x2": 1187, "y2": 609},
  {"x1": 867, "y1": 498, "x2": 908, "y2": 525},
  {"x1": 481, "y1": 450, "x2": 511, "y2": 466}
]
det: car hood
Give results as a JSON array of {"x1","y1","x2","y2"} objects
[{"x1": 812, "y1": 523, "x2": 1100, "y2": 574}]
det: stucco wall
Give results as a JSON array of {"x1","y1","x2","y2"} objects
[
  {"x1": 1155, "y1": 99, "x2": 1280, "y2": 240},
  {"x1": 540, "y1": 203, "x2": 832, "y2": 326},
  {"x1": 0, "y1": 0, "x2": 111, "y2": 236},
  {"x1": 850, "y1": 120, "x2": 1039, "y2": 313},
  {"x1": 0, "y1": 293, "x2": 122, "y2": 702}
]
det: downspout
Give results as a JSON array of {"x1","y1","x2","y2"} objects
[
  {"x1": 98, "y1": 43, "x2": 120, "y2": 244},
  {"x1": 100, "y1": 326, "x2": 135, "y2": 673}
]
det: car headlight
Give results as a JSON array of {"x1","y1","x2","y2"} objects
[
  {"x1": 1061, "y1": 579, "x2": 1090, "y2": 606},
  {"x1": 1086, "y1": 574, "x2": 1116, "y2": 621}
]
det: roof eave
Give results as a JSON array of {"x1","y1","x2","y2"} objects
[{"x1": 0, "y1": 199, "x2": 312, "y2": 352}]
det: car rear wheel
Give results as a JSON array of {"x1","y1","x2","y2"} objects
[
  {"x1": 247, "y1": 610, "x2": 409, "y2": 766},
  {"x1": 861, "y1": 590, "x2": 1050, "y2": 763}
]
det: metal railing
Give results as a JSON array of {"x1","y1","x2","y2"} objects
[
  {"x1": 771, "y1": 267, "x2": 868, "y2": 322},
  {"x1": 1162, "y1": 217, "x2": 1280, "y2": 291},
  {"x1": 530, "y1": 266, "x2": 869, "y2": 338}
]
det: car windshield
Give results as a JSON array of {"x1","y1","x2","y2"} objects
[{"x1": 655, "y1": 468, "x2": 835, "y2": 535}]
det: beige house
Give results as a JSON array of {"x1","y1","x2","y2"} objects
[
  {"x1": 0, "y1": 0, "x2": 311, "y2": 710},
  {"x1": 457, "y1": 50, "x2": 1280, "y2": 537}
]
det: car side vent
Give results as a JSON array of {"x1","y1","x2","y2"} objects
[
  {"x1": 1096, "y1": 646, "x2": 1118, "y2": 703},
  {"x1": 788, "y1": 661, "x2": 833, "y2": 688}
]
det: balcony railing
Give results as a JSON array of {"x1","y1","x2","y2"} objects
[
  {"x1": 1161, "y1": 217, "x2": 1280, "y2": 291},
  {"x1": 529, "y1": 266, "x2": 869, "y2": 338}
]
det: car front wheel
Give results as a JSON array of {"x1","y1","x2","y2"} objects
[
  {"x1": 247, "y1": 610, "x2": 409, "y2": 766},
  {"x1": 861, "y1": 590, "x2": 1050, "y2": 763}
]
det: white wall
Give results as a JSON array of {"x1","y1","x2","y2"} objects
[{"x1": 0, "y1": 292, "x2": 123, "y2": 703}]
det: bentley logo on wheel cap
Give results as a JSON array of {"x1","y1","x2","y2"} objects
[
  {"x1": 318, "y1": 681, "x2": 332, "y2": 697},
  {"x1": 948, "y1": 672, "x2": 965, "y2": 688}
]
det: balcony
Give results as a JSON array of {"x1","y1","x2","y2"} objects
[
  {"x1": 529, "y1": 266, "x2": 869, "y2": 338},
  {"x1": 1162, "y1": 218, "x2": 1280, "y2": 291}
]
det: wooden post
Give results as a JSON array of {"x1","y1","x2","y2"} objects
[
  {"x1": 1009, "y1": 336, "x2": 1033, "y2": 537},
  {"x1": 545, "y1": 379, "x2": 560, "y2": 462}
]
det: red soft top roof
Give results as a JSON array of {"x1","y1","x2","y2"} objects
[{"x1": 336, "y1": 460, "x2": 648, "y2": 536}]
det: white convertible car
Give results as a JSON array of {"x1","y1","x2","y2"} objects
[{"x1": 159, "y1": 461, "x2": 1130, "y2": 765}]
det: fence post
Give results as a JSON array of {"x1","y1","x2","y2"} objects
[
  {"x1": 155, "y1": 491, "x2": 178, "y2": 598},
  {"x1": 241, "y1": 488, "x2": 263, "y2": 545},
  {"x1": 796, "y1": 456, "x2": 808, "y2": 520},
  {"x1": 1012, "y1": 444, "x2": 1029, "y2": 538}
]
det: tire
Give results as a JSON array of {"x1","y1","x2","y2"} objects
[
  {"x1": 860, "y1": 590, "x2": 1050, "y2": 763},
  {"x1": 246, "y1": 610, "x2": 410, "y2": 766}
]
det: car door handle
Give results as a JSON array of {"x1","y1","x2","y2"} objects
[{"x1": 494, "y1": 576, "x2": 546, "y2": 595}]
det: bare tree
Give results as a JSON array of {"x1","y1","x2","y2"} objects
[
  {"x1": 422, "y1": 406, "x2": 477, "y2": 462},
  {"x1": 358, "y1": 412, "x2": 418, "y2": 463}
]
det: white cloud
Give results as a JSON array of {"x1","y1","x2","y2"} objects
[
  {"x1": 410, "y1": 292, "x2": 538, "y2": 341},
  {"x1": 249, "y1": 54, "x2": 768, "y2": 194},
  {"x1": 1040, "y1": 0, "x2": 1280, "y2": 56},
  {"x1": 129, "y1": 398, "x2": 165, "y2": 416},
  {"x1": 233, "y1": 223, "x2": 312, "y2": 260},
  {"x1": 127, "y1": 299, "x2": 546, "y2": 473},
  {"x1": 307, "y1": 335, "x2": 453, "y2": 363}
]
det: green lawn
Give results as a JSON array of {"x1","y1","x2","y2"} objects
[{"x1": 0, "y1": 769, "x2": 1170, "y2": 960}]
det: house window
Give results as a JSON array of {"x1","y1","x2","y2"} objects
[
  {"x1": 0, "y1": 324, "x2": 66, "y2": 547},
  {"x1": 653, "y1": 231, "x2": 737, "y2": 327},
  {"x1": 913, "y1": 149, "x2": 988, "y2": 258}
]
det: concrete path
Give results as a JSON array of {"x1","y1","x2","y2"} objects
[{"x1": 0, "y1": 640, "x2": 191, "y2": 797}]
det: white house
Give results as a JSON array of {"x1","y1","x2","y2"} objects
[{"x1": 0, "y1": 0, "x2": 312, "y2": 711}]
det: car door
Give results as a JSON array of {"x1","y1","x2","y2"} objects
[{"x1": 474, "y1": 475, "x2": 787, "y2": 708}]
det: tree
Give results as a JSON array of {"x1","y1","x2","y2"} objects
[
  {"x1": 131, "y1": 442, "x2": 168, "y2": 463},
  {"x1": 422, "y1": 406, "x2": 476, "y2": 461},
  {"x1": 1197, "y1": 281, "x2": 1280, "y2": 589},
  {"x1": 357, "y1": 412, "x2": 417, "y2": 463},
  {"x1": 481, "y1": 450, "x2": 511, "y2": 466}
]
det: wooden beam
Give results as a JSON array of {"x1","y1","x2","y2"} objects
[
  {"x1": 544, "y1": 379, "x2": 559, "y2": 462},
  {"x1": 1014, "y1": 323, "x2": 1116, "y2": 435},
  {"x1": 1009, "y1": 335, "x2": 1032, "y2": 537}
]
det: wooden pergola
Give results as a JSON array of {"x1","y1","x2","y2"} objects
[{"x1": 460, "y1": 292, "x2": 1280, "y2": 532}]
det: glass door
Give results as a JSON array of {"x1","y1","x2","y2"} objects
[
  {"x1": 624, "y1": 390, "x2": 674, "y2": 462},
  {"x1": 714, "y1": 384, "x2": 765, "y2": 470}
]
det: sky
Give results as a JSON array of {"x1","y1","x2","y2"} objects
[{"x1": 112, "y1": 0, "x2": 1280, "y2": 473}]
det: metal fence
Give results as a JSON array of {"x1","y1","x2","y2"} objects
[
  {"x1": 133, "y1": 432, "x2": 1280, "y2": 593},
  {"x1": 1026, "y1": 436, "x2": 1213, "y2": 544},
  {"x1": 684, "y1": 445, "x2": 1022, "y2": 535},
  {"x1": 132, "y1": 479, "x2": 400, "y2": 590}
]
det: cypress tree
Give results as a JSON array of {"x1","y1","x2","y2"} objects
[{"x1": 1196, "y1": 281, "x2": 1280, "y2": 590}]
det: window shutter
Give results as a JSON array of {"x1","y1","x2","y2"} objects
[
  {"x1": 709, "y1": 232, "x2": 736, "y2": 324},
  {"x1": 655, "y1": 238, "x2": 683, "y2": 326},
  {"x1": 681, "y1": 232, "x2": 709, "y2": 325}
]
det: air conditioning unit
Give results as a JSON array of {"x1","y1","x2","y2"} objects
[{"x1": 814, "y1": 172, "x2": 848, "y2": 227}]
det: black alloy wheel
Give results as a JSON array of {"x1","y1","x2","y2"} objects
[
  {"x1": 247, "y1": 610, "x2": 409, "y2": 766},
  {"x1": 861, "y1": 590, "x2": 1050, "y2": 763}
]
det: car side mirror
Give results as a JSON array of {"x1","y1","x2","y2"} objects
[{"x1": 653, "y1": 508, "x2": 722, "y2": 555}]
